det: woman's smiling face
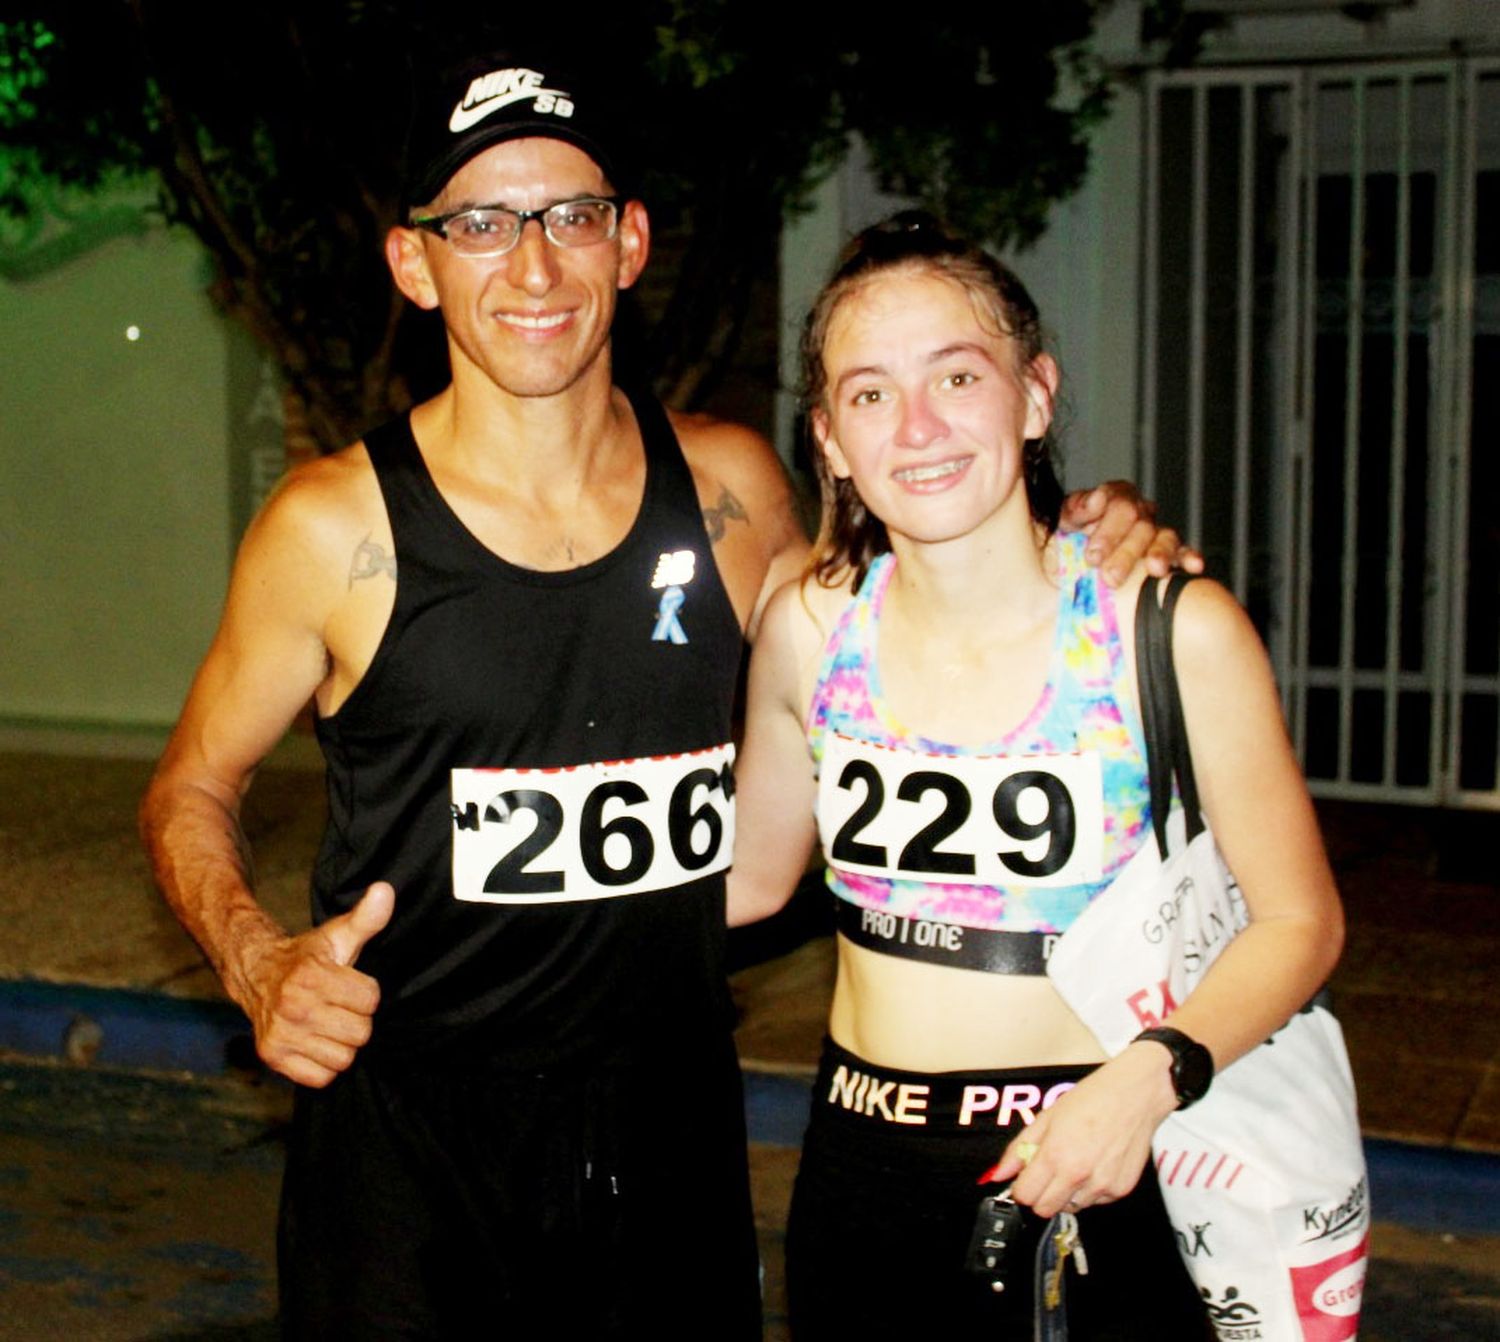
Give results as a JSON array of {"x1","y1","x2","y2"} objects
[{"x1": 813, "y1": 268, "x2": 1057, "y2": 549}]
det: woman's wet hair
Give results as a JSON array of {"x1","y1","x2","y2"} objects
[{"x1": 800, "y1": 210, "x2": 1064, "y2": 588}]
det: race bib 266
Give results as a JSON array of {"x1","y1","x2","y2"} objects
[
  {"x1": 451, "y1": 743, "x2": 735, "y2": 903},
  {"x1": 817, "y1": 735, "x2": 1102, "y2": 889}
]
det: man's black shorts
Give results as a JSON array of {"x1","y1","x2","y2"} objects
[{"x1": 279, "y1": 1032, "x2": 761, "y2": 1339}]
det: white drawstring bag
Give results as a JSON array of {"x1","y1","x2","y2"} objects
[{"x1": 1047, "y1": 576, "x2": 1368, "y2": 1341}]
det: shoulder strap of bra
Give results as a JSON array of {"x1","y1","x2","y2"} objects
[
  {"x1": 805, "y1": 556, "x2": 892, "y2": 759},
  {"x1": 1051, "y1": 531, "x2": 1092, "y2": 604},
  {"x1": 1050, "y1": 531, "x2": 1127, "y2": 678}
]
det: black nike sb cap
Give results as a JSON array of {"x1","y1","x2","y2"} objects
[{"x1": 401, "y1": 54, "x2": 631, "y2": 212}]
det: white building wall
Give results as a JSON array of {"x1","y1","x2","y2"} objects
[
  {"x1": 0, "y1": 225, "x2": 234, "y2": 739},
  {"x1": 998, "y1": 92, "x2": 1145, "y2": 489}
]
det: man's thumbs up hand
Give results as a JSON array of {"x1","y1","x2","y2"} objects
[{"x1": 239, "y1": 882, "x2": 394, "y2": 1088}]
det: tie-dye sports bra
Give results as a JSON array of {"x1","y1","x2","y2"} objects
[{"x1": 806, "y1": 532, "x2": 1152, "y2": 975}]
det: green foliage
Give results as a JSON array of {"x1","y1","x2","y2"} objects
[
  {"x1": 818, "y1": 10, "x2": 1113, "y2": 250},
  {"x1": 2, "y1": 1, "x2": 1151, "y2": 449}
]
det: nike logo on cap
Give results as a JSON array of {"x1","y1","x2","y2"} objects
[{"x1": 449, "y1": 67, "x2": 574, "y2": 132}]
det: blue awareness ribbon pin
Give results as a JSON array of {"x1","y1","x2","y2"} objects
[{"x1": 652, "y1": 585, "x2": 688, "y2": 644}]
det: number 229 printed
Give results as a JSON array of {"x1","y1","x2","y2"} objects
[
  {"x1": 450, "y1": 743, "x2": 735, "y2": 903},
  {"x1": 817, "y1": 736, "x2": 1102, "y2": 889}
]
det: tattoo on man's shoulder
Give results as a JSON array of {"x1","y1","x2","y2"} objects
[
  {"x1": 349, "y1": 535, "x2": 397, "y2": 588},
  {"x1": 702, "y1": 486, "x2": 748, "y2": 542}
]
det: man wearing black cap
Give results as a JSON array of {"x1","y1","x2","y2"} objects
[{"x1": 143, "y1": 53, "x2": 1187, "y2": 1338}]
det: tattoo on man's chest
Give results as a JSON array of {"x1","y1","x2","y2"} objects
[
  {"x1": 702, "y1": 486, "x2": 748, "y2": 542},
  {"x1": 349, "y1": 535, "x2": 397, "y2": 588}
]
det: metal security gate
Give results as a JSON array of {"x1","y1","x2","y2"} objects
[{"x1": 1141, "y1": 59, "x2": 1500, "y2": 809}]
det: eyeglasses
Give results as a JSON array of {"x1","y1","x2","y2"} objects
[{"x1": 408, "y1": 196, "x2": 624, "y2": 257}]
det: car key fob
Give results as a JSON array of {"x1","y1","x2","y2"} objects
[{"x1": 964, "y1": 1185, "x2": 1024, "y2": 1293}]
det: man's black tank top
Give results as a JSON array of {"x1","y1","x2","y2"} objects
[{"x1": 311, "y1": 389, "x2": 744, "y2": 1069}]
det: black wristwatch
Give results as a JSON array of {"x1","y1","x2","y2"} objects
[{"x1": 1134, "y1": 1026, "x2": 1214, "y2": 1110}]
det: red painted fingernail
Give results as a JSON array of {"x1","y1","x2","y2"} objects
[{"x1": 976, "y1": 1162, "x2": 1005, "y2": 1185}]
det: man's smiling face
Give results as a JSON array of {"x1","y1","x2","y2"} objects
[{"x1": 388, "y1": 137, "x2": 648, "y2": 400}]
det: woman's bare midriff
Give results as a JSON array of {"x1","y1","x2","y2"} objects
[{"x1": 828, "y1": 936, "x2": 1109, "y2": 1073}]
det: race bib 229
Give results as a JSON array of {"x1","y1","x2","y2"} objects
[{"x1": 817, "y1": 735, "x2": 1103, "y2": 889}]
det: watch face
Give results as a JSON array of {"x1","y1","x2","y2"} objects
[
  {"x1": 1175, "y1": 1043, "x2": 1214, "y2": 1105},
  {"x1": 1138, "y1": 1027, "x2": 1215, "y2": 1107}
]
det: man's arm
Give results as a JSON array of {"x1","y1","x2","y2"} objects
[
  {"x1": 671, "y1": 412, "x2": 811, "y2": 642},
  {"x1": 1058, "y1": 482, "x2": 1206, "y2": 588},
  {"x1": 140, "y1": 463, "x2": 391, "y2": 1088},
  {"x1": 726, "y1": 580, "x2": 823, "y2": 925}
]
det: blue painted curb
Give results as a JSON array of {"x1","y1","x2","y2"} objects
[
  {"x1": 1363, "y1": 1138, "x2": 1500, "y2": 1235},
  {"x1": 0, "y1": 978, "x2": 253, "y2": 1075},
  {"x1": 744, "y1": 1068, "x2": 814, "y2": 1147}
]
